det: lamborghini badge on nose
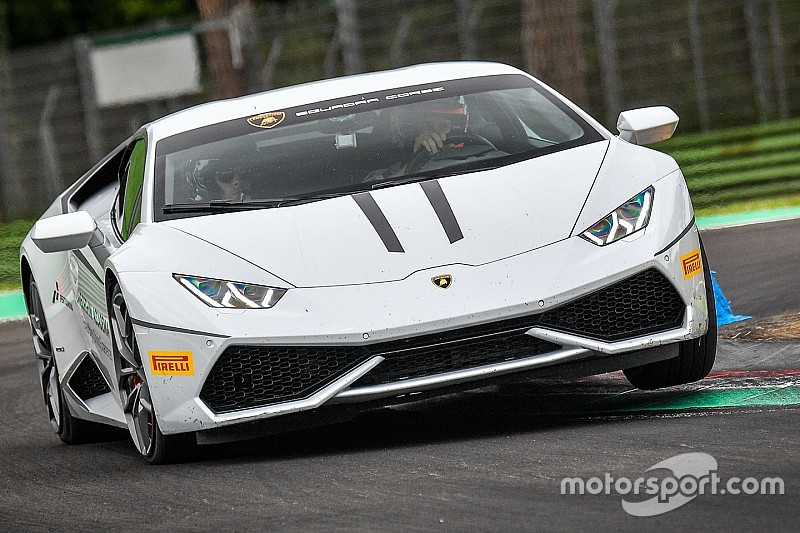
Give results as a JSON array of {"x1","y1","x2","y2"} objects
[{"x1": 432, "y1": 274, "x2": 453, "y2": 289}]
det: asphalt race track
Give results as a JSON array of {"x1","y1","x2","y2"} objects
[{"x1": 1, "y1": 220, "x2": 798, "y2": 531}]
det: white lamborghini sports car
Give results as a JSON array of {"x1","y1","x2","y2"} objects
[{"x1": 20, "y1": 62, "x2": 716, "y2": 463}]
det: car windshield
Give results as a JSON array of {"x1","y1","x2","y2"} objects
[{"x1": 154, "y1": 74, "x2": 604, "y2": 220}]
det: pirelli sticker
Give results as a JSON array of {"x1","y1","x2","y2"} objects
[
  {"x1": 247, "y1": 111, "x2": 285, "y2": 129},
  {"x1": 680, "y1": 249, "x2": 703, "y2": 279},
  {"x1": 149, "y1": 351, "x2": 194, "y2": 376}
]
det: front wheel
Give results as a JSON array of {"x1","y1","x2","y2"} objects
[
  {"x1": 109, "y1": 283, "x2": 195, "y2": 464},
  {"x1": 623, "y1": 241, "x2": 717, "y2": 390}
]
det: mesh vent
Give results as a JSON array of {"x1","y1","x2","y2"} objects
[
  {"x1": 353, "y1": 334, "x2": 559, "y2": 387},
  {"x1": 200, "y1": 315, "x2": 559, "y2": 413},
  {"x1": 200, "y1": 346, "x2": 369, "y2": 413},
  {"x1": 538, "y1": 268, "x2": 685, "y2": 341},
  {"x1": 69, "y1": 355, "x2": 110, "y2": 401}
]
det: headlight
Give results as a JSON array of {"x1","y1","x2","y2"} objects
[
  {"x1": 580, "y1": 186, "x2": 654, "y2": 246},
  {"x1": 174, "y1": 274, "x2": 287, "y2": 309}
]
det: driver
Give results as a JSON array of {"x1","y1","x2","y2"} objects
[
  {"x1": 366, "y1": 97, "x2": 468, "y2": 181},
  {"x1": 188, "y1": 149, "x2": 259, "y2": 202},
  {"x1": 208, "y1": 162, "x2": 253, "y2": 201}
]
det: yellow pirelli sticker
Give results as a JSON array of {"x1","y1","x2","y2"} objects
[
  {"x1": 680, "y1": 249, "x2": 703, "y2": 279},
  {"x1": 149, "y1": 351, "x2": 194, "y2": 376}
]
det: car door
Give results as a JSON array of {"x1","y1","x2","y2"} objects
[{"x1": 69, "y1": 137, "x2": 146, "y2": 381}]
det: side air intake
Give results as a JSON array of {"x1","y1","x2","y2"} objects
[{"x1": 68, "y1": 355, "x2": 111, "y2": 401}]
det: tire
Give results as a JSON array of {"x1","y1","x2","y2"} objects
[
  {"x1": 109, "y1": 282, "x2": 195, "y2": 464},
  {"x1": 623, "y1": 240, "x2": 717, "y2": 390},
  {"x1": 28, "y1": 278, "x2": 101, "y2": 444}
]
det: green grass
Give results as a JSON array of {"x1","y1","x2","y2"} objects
[
  {"x1": 659, "y1": 118, "x2": 800, "y2": 210},
  {"x1": 693, "y1": 193, "x2": 800, "y2": 217},
  {"x1": 0, "y1": 220, "x2": 33, "y2": 291},
  {"x1": 658, "y1": 117, "x2": 800, "y2": 150}
]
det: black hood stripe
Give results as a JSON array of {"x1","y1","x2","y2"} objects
[
  {"x1": 352, "y1": 192, "x2": 405, "y2": 253},
  {"x1": 420, "y1": 180, "x2": 464, "y2": 244}
]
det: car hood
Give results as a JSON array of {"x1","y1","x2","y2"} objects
[{"x1": 162, "y1": 141, "x2": 609, "y2": 287}]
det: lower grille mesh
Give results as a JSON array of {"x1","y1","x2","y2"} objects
[
  {"x1": 200, "y1": 346, "x2": 369, "y2": 413},
  {"x1": 200, "y1": 317, "x2": 559, "y2": 413},
  {"x1": 353, "y1": 333, "x2": 558, "y2": 387}
]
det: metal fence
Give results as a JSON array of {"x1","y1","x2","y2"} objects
[{"x1": 1, "y1": 0, "x2": 799, "y2": 221}]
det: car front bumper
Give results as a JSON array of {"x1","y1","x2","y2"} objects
[{"x1": 124, "y1": 210, "x2": 708, "y2": 435}]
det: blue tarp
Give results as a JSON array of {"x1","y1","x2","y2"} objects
[{"x1": 710, "y1": 270, "x2": 751, "y2": 326}]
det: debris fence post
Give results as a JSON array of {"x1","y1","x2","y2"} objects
[
  {"x1": 744, "y1": 0, "x2": 774, "y2": 123},
  {"x1": 591, "y1": 0, "x2": 621, "y2": 124},
  {"x1": 688, "y1": 0, "x2": 711, "y2": 132},
  {"x1": 38, "y1": 86, "x2": 63, "y2": 201},
  {"x1": 335, "y1": 0, "x2": 364, "y2": 75},
  {"x1": 767, "y1": 0, "x2": 789, "y2": 121},
  {"x1": 73, "y1": 36, "x2": 103, "y2": 163}
]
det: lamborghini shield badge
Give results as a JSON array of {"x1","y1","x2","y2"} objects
[
  {"x1": 432, "y1": 274, "x2": 453, "y2": 289},
  {"x1": 247, "y1": 111, "x2": 286, "y2": 129}
]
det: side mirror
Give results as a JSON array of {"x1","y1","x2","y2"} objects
[
  {"x1": 31, "y1": 211, "x2": 97, "y2": 253},
  {"x1": 617, "y1": 106, "x2": 679, "y2": 145}
]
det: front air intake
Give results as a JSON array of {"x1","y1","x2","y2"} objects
[{"x1": 537, "y1": 268, "x2": 685, "y2": 342}]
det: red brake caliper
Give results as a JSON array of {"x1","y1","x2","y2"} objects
[{"x1": 129, "y1": 375, "x2": 153, "y2": 429}]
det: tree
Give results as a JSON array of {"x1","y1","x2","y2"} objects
[
  {"x1": 196, "y1": 0, "x2": 252, "y2": 99},
  {"x1": 521, "y1": 0, "x2": 589, "y2": 108},
  {"x1": 0, "y1": 2, "x2": 7, "y2": 53}
]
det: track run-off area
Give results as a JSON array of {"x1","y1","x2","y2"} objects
[{"x1": 0, "y1": 215, "x2": 798, "y2": 530}]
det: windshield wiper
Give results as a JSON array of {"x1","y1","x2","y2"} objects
[
  {"x1": 370, "y1": 166, "x2": 500, "y2": 190},
  {"x1": 370, "y1": 151, "x2": 514, "y2": 191},
  {"x1": 162, "y1": 193, "x2": 345, "y2": 214},
  {"x1": 369, "y1": 171, "x2": 463, "y2": 190}
]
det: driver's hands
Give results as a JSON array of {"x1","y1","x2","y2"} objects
[{"x1": 413, "y1": 130, "x2": 448, "y2": 154}]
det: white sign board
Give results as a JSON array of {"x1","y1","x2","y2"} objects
[{"x1": 91, "y1": 33, "x2": 201, "y2": 107}]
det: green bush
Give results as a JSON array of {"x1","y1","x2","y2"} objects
[
  {"x1": 0, "y1": 220, "x2": 34, "y2": 290},
  {"x1": 659, "y1": 119, "x2": 800, "y2": 211}
]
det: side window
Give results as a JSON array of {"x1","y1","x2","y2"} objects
[
  {"x1": 118, "y1": 138, "x2": 147, "y2": 241},
  {"x1": 69, "y1": 148, "x2": 125, "y2": 212}
]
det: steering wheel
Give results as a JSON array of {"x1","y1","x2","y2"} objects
[{"x1": 404, "y1": 133, "x2": 498, "y2": 175}]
